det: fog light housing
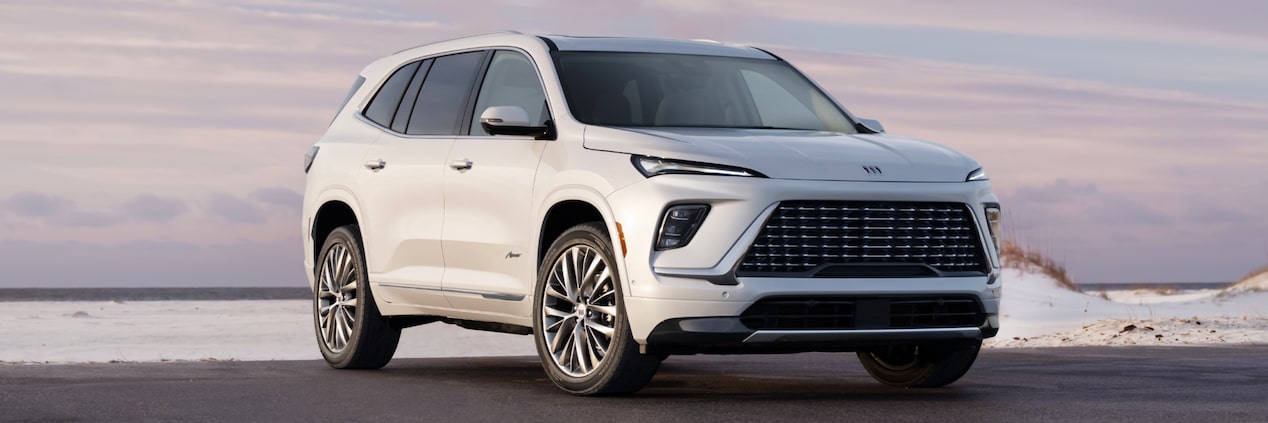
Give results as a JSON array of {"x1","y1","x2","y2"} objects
[{"x1": 656, "y1": 205, "x2": 709, "y2": 250}]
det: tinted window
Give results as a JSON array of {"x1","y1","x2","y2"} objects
[
  {"x1": 363, "y1": 61, "x2": 421, "y2": 127},
  {"x1": 333, "y1": 75, "x2": 365, "y2": 123},
  {"x1": 553, "y1": 52, "x2": 855, "y2": 132},
  {"x1": 469, "y1": 51, "x2": 549, "y2": 136},
  {"x1": 391, "y1": 59, "x2": 433, "y2": 133},
  {"x1": 407, "y1": 51, "x2": 486, "y2": 135},
  {"x1": 740, "y1": 70, "x2": 822, "y2": 130}
]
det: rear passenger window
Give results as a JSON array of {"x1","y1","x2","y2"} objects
[
  {"x1": 363, "y1": 61, "x2": 421, "y2": 127},
  {"x1": 391, "y1": 59, "x2": 433, "y2": 133},
  {"x1": 407, "y1": 51, "x2": 486, "y2": 135}
]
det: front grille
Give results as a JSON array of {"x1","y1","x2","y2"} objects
[
  {"x1": 738, "y1": 201, "x2": 988, "y2": 276},
  {"x1": 740, "y1": 296, "x2": 984, "y2": 330}
]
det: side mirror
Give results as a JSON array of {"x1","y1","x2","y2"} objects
[
  {"x1": 855, "y1": 118, "x2": 885, "y2": 134},
  {"x1": 480, "y1": 106, "x2": 550, "y2": 138}
]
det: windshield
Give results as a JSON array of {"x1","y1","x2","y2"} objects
[{"x1": 553, "y1": 51, "x2": 856, "y2": 132}]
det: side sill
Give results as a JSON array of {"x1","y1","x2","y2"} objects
[{"x1": 377, "y1": 282, "x2": 525, "y2": 301}]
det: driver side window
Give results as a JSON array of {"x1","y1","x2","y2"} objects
[{"x1": 469, "y1": 50, "x2": 550, "y2": 136}]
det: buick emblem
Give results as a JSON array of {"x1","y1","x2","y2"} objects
[{"x1": 863, "y1": 165, "x2": 883, "y2": 175}]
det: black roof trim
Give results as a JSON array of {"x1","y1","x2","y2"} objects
[
  {"x1": 538, "y1": 36, "x2": 558, "y2": 51},
  {"x1": 752, "y1": 47, "x2": 784, "y2": 61}
]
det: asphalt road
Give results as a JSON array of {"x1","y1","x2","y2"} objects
[{"x1": 2, "y1": 346, "x2": 1265, "y2": 422}]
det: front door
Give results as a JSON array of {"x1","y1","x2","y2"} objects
[{"x1": 441, "y1": 50, "x2": 553, "y2": 316}]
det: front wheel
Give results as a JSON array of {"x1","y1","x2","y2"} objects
[
  {"x1": 533, "y1": 223, "x2": 660, "y2": 395},
  {"x1": 313, "y1": 225, "x2": 400, "y2": 369},
  {"x1": 856, "y1": 340, "x2": 981, "y2": 388}
]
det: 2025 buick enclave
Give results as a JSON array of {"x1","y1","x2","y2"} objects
[{"x1": 302, "y1": 31, "x2": 1003, "y2": 395}]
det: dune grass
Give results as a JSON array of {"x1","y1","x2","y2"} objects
[
  {"x1": 1000, "y1": 240, "x2": 1080, "y2": 291},
  {"x1": 1221, "y1": 265, "x2": 1268, "y2": 296}
]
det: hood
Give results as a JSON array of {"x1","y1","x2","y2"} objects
[{"x1": 583, "y1": 126, "x2": 980, "y2": 182}]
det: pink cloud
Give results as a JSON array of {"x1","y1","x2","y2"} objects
[
  {"x1": 695, "y1": 0, "x2": 1268, "y2": 50},
  {"x1": 0, "y1": 0, "x2": 1264, "y2": 285}
]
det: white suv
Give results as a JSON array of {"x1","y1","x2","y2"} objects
[{"x1": 302, "y1": 32, "x2": 1003, "y2": 395}]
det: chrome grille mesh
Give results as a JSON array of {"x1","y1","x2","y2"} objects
[{"x1": 738, "y1": 201, "x2": 987, "y2": 276}]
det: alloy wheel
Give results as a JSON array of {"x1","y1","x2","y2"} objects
[
  {"x1": 540, "y1": 245, "x2": 618, "y2": 377},
  {"x1": 318, "y1": 243, "x2": 359, "y2": 353}
]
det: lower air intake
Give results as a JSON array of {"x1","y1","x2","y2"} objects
[{"x1": 740, "y1": 296, "x2": 985, "y2": 330}]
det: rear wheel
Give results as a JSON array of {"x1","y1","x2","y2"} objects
[
  {"x1": 856, "y1": 339, "x2": 981, "y2": 387},
  {"x1": 533, "y1": 223, "x2": 660, "y2": 395},
  {"x1": 314, "y1": 225, "x2": 400, "y2": 369}
]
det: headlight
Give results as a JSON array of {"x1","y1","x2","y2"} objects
[
  {"x1": 984, "y1": 203, "x2": 1001, "y2": 255},
  {"x1": 632, "y1": 156, "x2": 766, "y2": 178},
  {"x1": 966, "y1": 168, "x2": 988, "y2": 181}
]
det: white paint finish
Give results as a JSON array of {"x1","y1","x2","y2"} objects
[
  {"x1": 355, "y1": 134, "x2": 454, "y2": 305},
  {"x1": 440, "y1": 137, "x2": 548, "y2": 315},
  {"x1": 586, "y1": 127, "x2": 980, "y2": 182}
]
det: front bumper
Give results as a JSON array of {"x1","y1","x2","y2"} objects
[
  {"x1": 624, "y1": 276, "x2": 1002, "y2": 350},
  {"x1": 645, "y1": 317, "x2": 985, "y2": 355},
  {"x1": 606, "y1": 175, "x2": 1003, "y2": 346}
]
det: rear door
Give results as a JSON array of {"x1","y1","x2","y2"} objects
[
  {"x1": 441, "y1": 49, "x2": 553, "y2": 316},
  {"x1": 357, "y1": 51, "x2": 488, "y2": 309}
]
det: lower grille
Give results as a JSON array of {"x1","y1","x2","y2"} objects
[
  {"x1": 740, "y1": 298, "x2": 855, "y2": 330},
  {"x1": 740, "y1": 296, "x2": 984, "y2": 330},
  {"x1": 889, "y1": 298, "x2": 984, "y2": 328},
  {"x1": 738, "y1": 201, "x2": 989, "y2": 277}
]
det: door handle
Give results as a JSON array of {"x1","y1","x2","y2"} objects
[
  {"x1": 364, "y1": 159, "x2": 385, "y2": 170},
  {"x1": 449, "y1": 159, "x2": 473, "y2": 171}
]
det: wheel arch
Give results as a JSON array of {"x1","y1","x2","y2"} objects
[
  {"x1": 311, "y1": 200, "x2": 360, "y2": 275},
  {"x1": 536, "y1": 189, "x2": 628, "y2": 287},
  {"x1": 538, "y1": 200, "x2": 605, "y2": 265}
]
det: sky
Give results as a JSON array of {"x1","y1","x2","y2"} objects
[{"x1": 1, "y1": 0, "x2": 1266, "y2": 287}]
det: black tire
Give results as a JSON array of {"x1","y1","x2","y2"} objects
[
  {"x1": 313, "y1": 225, "x2": 400, "y2": 369},
  {"x1": 856, "y1": 339, "x2": 981, "y2": 388},
  {"x1": 533, "y1": 223, "x2": 660, "y2": 395}
]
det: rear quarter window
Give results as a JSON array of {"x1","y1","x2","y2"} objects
[
  {"x1": 363, "y1": 61, "x2": 422, "y2": 127},
  {"x1": 332, "y1": 76, "x2": 366, "y2": 124}
]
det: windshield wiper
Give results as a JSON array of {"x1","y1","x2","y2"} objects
[
  {"x1": 726, "y1": 125, "x2": 812, "y2": 130},
  {"x1": 617, "y1": 124, "x2": 814, "y2": 130}
]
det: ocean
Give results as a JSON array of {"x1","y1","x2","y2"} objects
[{"x1": 0, "y1": 287, "x2": 312, "y2": 302}]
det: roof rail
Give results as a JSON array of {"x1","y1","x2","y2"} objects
[{"x1": 393, "y1": 30, "x2": 524, "y2": 54}]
